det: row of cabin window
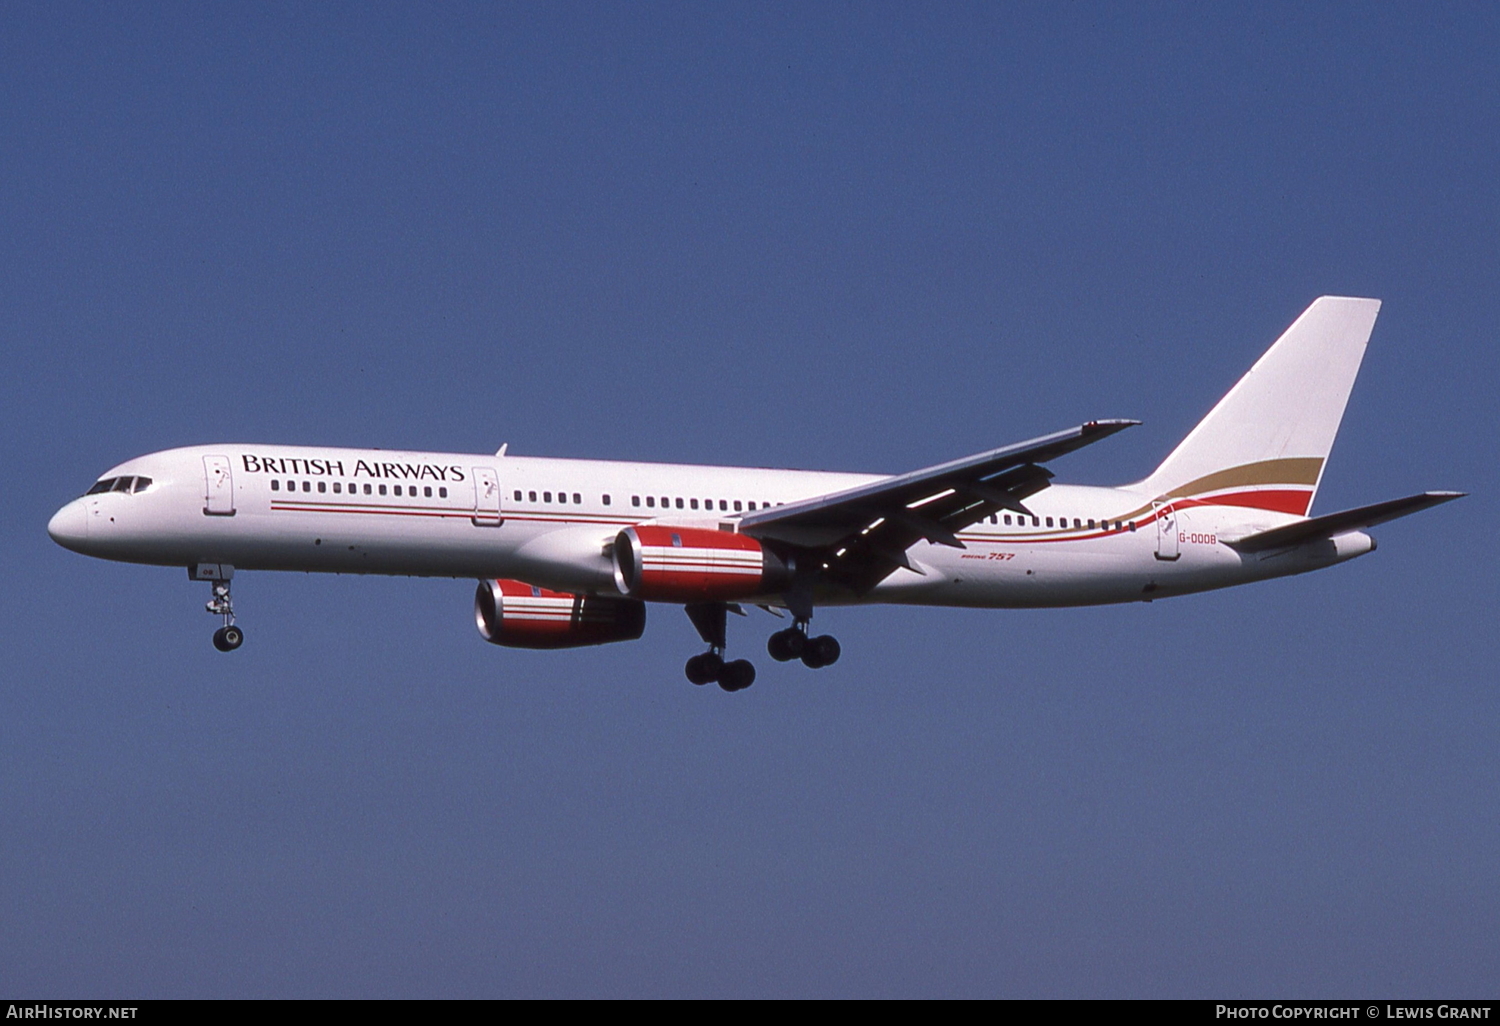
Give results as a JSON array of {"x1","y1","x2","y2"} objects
[
  {"x1": 271, "y1": 479, "x2": 448, "y2": 499},
  {"x1": 632, "y1": 495, "x2": 776, "y2": 512},
  {"x1": 85, "y1": 476, "x2": 152, "y2": 495},
  {"x1": 508, "y1": 490, "x2": 780, "y2": 514},
  {"x1": 982, "y1": 512, "x2": 1134, "y2": 531},
  {"x1": 515, "y1": 490, "x2": 587, "y2": 505}
]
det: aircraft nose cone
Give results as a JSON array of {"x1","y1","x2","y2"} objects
[{"x1": 48, "y1": 500, "x2": 88, "y2": 551}]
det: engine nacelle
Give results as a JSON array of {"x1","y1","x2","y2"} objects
[
  {"x1": 475, "y1": 579, "x2": 646, "y2": 649},
  {"x1": 613, "y1": 525, "x2": 792, "y2": 602}
]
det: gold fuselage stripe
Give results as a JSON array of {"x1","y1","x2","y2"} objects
[{"x1": 1160, "y1": 457, "x2": 1323, "y2": 501}]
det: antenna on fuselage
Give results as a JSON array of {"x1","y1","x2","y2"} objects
[{"x1": 495, "y1": 443, "x2": 508, "y2": 457}]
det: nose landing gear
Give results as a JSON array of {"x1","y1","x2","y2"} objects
[
  {"x1": 212, "y1": 622, "x2": 244, "y2": 652},
  {"x1": 193, "y1": 564, "x2": 243, "y2": 652}
]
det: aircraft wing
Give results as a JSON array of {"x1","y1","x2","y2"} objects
[
  {"x1": 1224, "y1": 491, "x2": 1465, "y2": 553},
  {"x1": 738, "y1": 419, "x2": 1139, "y2": 592}
]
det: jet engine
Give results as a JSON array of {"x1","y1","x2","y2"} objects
[
  {"x1": 475, "y1": 579, "x2": 646, "y2": 649},
  {"x1": 613, "y1": 525, "x2": 792, "y2": 603}
]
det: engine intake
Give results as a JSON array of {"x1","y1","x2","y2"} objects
[
  {"x1": 613, "y1": 525, "x2": 791, "y2": 602},
  {"x1": 475, "y1": 579, "x2": 646, "y2": 649}
]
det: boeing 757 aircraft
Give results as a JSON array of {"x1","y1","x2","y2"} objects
[{"x1": 49, "y1": 297, "x2": 1461, "y2": 691}]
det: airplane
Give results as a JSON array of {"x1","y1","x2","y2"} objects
[{"x1": 48, "y1": 296, "x2": 1462, "y2": 692}]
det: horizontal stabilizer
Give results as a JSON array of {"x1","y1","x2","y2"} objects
[{"x1": 1224, "y1": 491, "x2": 1465, "y2": 553}]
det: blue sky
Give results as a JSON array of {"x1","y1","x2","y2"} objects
[{"x1": 3, "y1": 2, "x2": 1496, "y2": 997}]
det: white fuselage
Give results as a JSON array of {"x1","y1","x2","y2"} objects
[{"x1": 48, "y1": 444, "x2": 1374, "y2": 609}]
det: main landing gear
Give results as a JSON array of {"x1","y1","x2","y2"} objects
[
  {"x1": 684, "y1": 603, "x2": 756, "y2": 692},
  {"x1": 682, "y1": 604, "x2": 842, "y2": 691},
  {"x1": 767, "y1": 622, "x2": 840, "y2": 669},
  {"x1": 193, "y1": 564, "x2": 244, "y2": 652}
]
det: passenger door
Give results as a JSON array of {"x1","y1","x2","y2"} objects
[
  {"x1": 471, "y1": 467, "x2": 502, "y2": 526},
  {"x1": 1154, "y1": 501, "x2": 1179, "y2": 561},
  {"x1": 203, "y1": 455, "x2": 236, "y2": 516}
]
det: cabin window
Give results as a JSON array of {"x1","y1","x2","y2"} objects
[
  {"x1": 660, "y1": 496, "x2": 668, "y2": 507},
  {"x1": 544, "y1": 492, "x2": 552, "y2": 503},
  {"x1": 318, "y1": 481, "x2": 327, "y2": 493},
  {"x1": 514, "y1": 490, "x2": 522, "y2": 501},
  {"x1": 1046, "y1": 517, "x2": 1053, "y2": 527},
  {"x1": 439, "y1": 487, "x2": 448, "y2": 498},
  {"x1": 378, "y1": 485, "x2": 387, "y2": 496},
  {"x1": 528, "y1": 491, "x2": 536, "y2": 502},
  {"x1": 271, "y1": 480, "x2": 280, "y2": 491},
  {"x1": 690, "y1": 498, "x2": 699, "y2": 510},
  {"x1": 424, "y1": 486, "x2": 432, "y2": 498},
  {"x1": 719, "y1": 500, "x2": 728, "y2": 511},
  {"x1": 748, "y1": 501, "x2": 757, "y2": 510},
  {"x1": 333, "y1": 482, "x2": 341, "y2": 494},
  {"x1": 573, "y1": 493, "x2": 581, "y2": 504},
  {"x1": 558, "y1": 492, "x2": 567, "y2": 504},
  {"x1": 603, "y1": 494, "x2": 611, "y2": 506},
  {"x1": 675, "y1": 497, "x2": 684, "y2": 509},
  {"x1": 1128, "y1": 521, "x2": 1136, "y2": 531},
  {"x1": 632, "y1": 496, "x2": 640, "y2": 507},
  {"x1": 646, "y1": 496, "x2": 655, "y2": 508},
  {"x1": 1073, "y1": 518, "x2": 1080, "y2": 528}
]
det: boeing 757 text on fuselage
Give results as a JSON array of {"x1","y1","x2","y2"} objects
[{"x1": 49, "y1": 298, "x2": 1462, "y2": 691}]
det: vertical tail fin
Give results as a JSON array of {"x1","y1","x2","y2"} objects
[{"x1": 1135, "y1": 296, "x2": 1381, "y2": 516}]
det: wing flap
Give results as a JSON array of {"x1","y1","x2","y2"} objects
[{"x1": 740, "y1": 419, "x2": 1138, "y2": 591}]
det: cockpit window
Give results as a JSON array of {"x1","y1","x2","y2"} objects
[{"x1": 84, "y1": 475, "x2": 152, "y2": 496}]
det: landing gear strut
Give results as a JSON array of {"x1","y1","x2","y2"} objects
[
  {"x1": 768, "y1": 620, "x2": 839, "y2": 669},
  {"x1": 193, "y1": 564, "x2": 244, "y2": 652},
  {"x1": 684, "y1": 603, "x2": 755, "y2": 692}
]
